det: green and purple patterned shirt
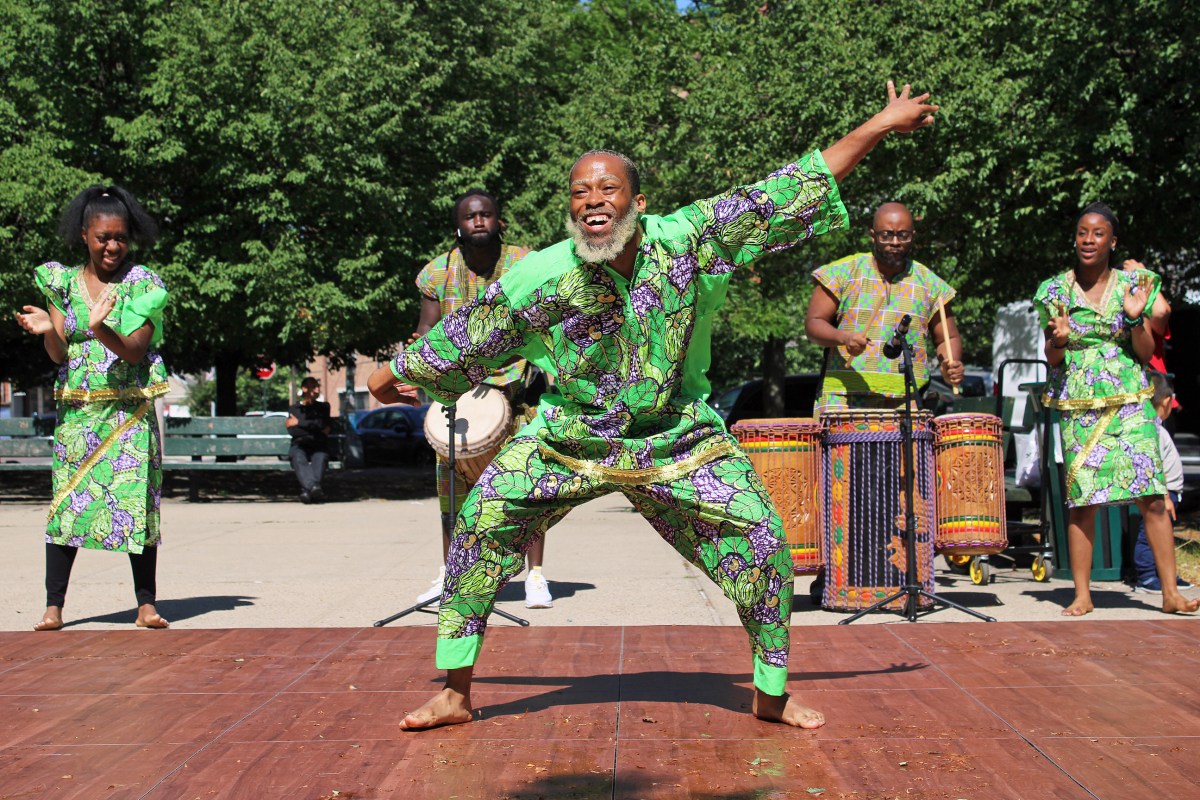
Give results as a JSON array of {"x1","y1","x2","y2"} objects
[{"x1": 392, "y1": 151, "x2": 847, "y2": 479}]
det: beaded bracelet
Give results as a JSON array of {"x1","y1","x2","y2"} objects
[{"x1": 1126, "y1": 314, "x2": 1145, "y2": 328}]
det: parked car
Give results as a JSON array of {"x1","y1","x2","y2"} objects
[
  {"x1": 345, "y1": 409, "x2": 373, "y2": 432},
  {"x1": 350, "y1": 404, "x2": 434, "y2": 467},
  {"x1": 922, "y1": 367, "x2": 994, "y2": 416},
  {"x1": 711, "y1": 373, "x2": 822, "y2": 427}
]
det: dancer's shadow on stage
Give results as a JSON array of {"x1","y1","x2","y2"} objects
[
  {"x1": 493, "y1": 580, "x2": 596, "y2": 603},
  {"x1": 1023, "y1": 584, "x2": 1157, "y2": 611},
  {"x1": 63, "y1": 595, "x2": 257, "y2": 627},
  {"x1": 472, "y1": 662, "x2": 928, "y2": 719}
]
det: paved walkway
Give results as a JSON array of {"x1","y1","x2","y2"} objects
[
  {"x1": 3, "y1": 477, "x2": 1199, "y2": 799},
  {"x1": 2, "y1": 483, "x2": 1195, "y2": 632}
]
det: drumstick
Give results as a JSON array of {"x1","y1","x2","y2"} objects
[{"x1": 937, "y1": 302, "x2": 959, "y2": 395}]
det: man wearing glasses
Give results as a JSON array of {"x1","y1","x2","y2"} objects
[{"x1": 804, "y1": 202, "x2": 963, "y2": 417}]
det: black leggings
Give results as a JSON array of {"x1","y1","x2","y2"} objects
[{"x1": 44, "y1": 543, "x2": 158, "y2": 608}]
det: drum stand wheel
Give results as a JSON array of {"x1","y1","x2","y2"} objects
[
  {"x1": 968, "y1": 557, "x2": 993, "y2": 586},
  {"x1": 374, "y1": 403, "x2": 530, "y2": 628},
  {"x1": 943, "y1": 553, "x2": 972, "y2": 575},
  {"x1": 1030, "y1": 554, "x2": 1054, "y2": 582}
]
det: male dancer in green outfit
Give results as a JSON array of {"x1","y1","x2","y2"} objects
[{"x1": 370, "y1": 81, "x2": 938, "y2": 730}]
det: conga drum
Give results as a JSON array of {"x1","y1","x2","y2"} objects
[
  {"x1": 931, "y1": 414, "x2": 1007, "y2": 555},
  {"x1": 821, "y1": 409, "x2": 936, "y2": 612},
  {"x1": 424, "y1": 383, "x2": 513, "y2": 483},
  {"x1": 730, "y1": 418, "x2": 823, "y2": 575}
]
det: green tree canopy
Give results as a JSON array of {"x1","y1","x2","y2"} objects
[{"x1": 3, "y1": 0, "x2": 1198, "y2": 409}]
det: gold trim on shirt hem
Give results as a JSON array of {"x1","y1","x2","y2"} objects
[
  {"x1": 1041, "y1": 386, "x2": 1152, "y2": 411},
  {"x1": 55, "y1": 382, "x2": 170, "y2": 402},
  {"x1": 537, "y1": 440, "x2": 736, "y2": 486}
]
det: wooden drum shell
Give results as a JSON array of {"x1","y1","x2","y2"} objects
[
  {"x1": 730, "y1": 418, "x2": 824, "y2": 575},
  {"x1": 931, "y1": 413, "x2": 1008, "y2": 556}
]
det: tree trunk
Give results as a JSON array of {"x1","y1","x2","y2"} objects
[
  {"x1": 762, "y1": 336, "x2": 786, "y2": 417},
  {"x1": 214, "y1": 352, "x2": 239, "y2": 416}
]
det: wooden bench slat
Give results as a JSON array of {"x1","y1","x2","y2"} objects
[
  {"x1": 163, "y1": 418, "x2": 289, "y2": 436},
  {"x1": 0, "y1": 418, "x2": 48, "y2": 435},
  {"x1": 163, "y1": 439, "x2": 292, "y2": 457},
  {"x1": 0, "y1": 440, "x2": 55, "y2": 457},
  {"x1": 162, "y1": 461, "x2": 310, "y2": 471}
]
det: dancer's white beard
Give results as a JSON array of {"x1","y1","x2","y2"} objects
[{"x1": 566, "y1": 203, "x2": 641, "y2": 263}]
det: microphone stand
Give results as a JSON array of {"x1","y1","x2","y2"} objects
[
  {"x1": 374, "y1": 403, "x2": 529, "y2": 627},
  {"x1": 840, "y1": 333, "x2": 996, "y2": 624}
]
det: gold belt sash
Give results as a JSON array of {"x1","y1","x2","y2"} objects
[
  {"x1": 55, "y1": 382, "x2": 169, "y2": 402},
  {"x1": 537, "y1": 439, "x2": 736, "y2": 486}
]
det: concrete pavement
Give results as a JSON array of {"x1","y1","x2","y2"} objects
[{"x1": 2, "y1": 476, "x2": 1197, "y2": 632}]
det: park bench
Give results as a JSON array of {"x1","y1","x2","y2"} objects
[
  {"x1": 0, "y1": 416, "x2": 55, "y2": 468},
  {"x1": 0, "y1": 415, "x2": 347, "y2": 501}
]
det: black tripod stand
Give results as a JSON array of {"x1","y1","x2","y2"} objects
[
  {"x1": 840, "y1": 317, "x2": 996, "y2": 624},
  {"x1": 374, "y1": 404, "x2": 529, "y2": 627}
]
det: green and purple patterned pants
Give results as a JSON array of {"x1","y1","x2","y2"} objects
[{"x1": 435, "y1": 436, "x2": 794, "y2": 696}]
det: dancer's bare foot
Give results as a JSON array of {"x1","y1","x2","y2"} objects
[
  {"x1": 752, "y1": 689, "x2": 825, "y2": 729},
  {"x1": 1061, "y1": 597, "x2": 1094, "y2": 617},
  {"x1": 398, "y1": 687, "x2": 474, "y2": 731},
  {"x1": 1161, "y1": 591, "x2": 1200, "y2": 615},
  {"x1": 33, "y1": 606, "x2": 63, "y2": 631},
  {"x1": 135, "y1": 603, "x2": 169, "y2": 629}
]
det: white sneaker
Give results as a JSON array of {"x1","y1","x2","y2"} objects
[
  {"x1": 416, "y1": 567, "x2": 445, "y2": 607},
  {"x1": 524, "y1": 570, "x2": 553, "y2": 608}
]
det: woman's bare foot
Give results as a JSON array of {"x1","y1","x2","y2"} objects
[
  {"x1": 1161, "y1": 591, "x2": 1200, "y2": 615},
  {"x1": 752, "y1": 689, "x2": 825, "y2": 729},
  {"x1": 1061, "y1": 597, "x2": 1094, "y2": 617},
  {"x1": 398, "y1": 687, "x2": 474, "y2": 731},
  {"x1": 33, "y1": 607, "x2": 63, "y2": 631},
  {"x1": 136, "y1": 603, "x2": 169, "y2": 629}
]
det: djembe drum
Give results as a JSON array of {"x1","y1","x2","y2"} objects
[
  {"x1": 424, "y1": 383, "x2": 513, "y2": 483},
  {"x1": 821, "y1": 409, "x2": 936, "y2": 612},
  {"x1": 730, "y1": 418, "x2": 823, "y2": 575},
  {"x1": 931, "y1": 413, "x2": 1007, "y2": 555}
]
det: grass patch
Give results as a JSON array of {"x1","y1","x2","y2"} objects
[{"x1": 1174, "y1": 510, "x2": 1200, "y2": 585}]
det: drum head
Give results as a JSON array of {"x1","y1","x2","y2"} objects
[{"x1": 424, "y1": 384, "x2": 512, "y2": 459}]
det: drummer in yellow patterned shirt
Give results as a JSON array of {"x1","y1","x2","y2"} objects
[
  {"x1": 409, "y1": 189, "x2": 553, "y2": 609},
  {"x1": 804, "y1": 202, "x2": 964, "y2": 415},
  {"x1": 802, "y1": 203, "x2": 964, "y2": 602}
]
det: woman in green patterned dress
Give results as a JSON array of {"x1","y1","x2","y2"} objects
[
  {"x1": 15, "y1": 185, "x2": 172, "y2": 631},
  {"x1": 1034, "y1": 203, "x2": 1198, "y2": 616}
]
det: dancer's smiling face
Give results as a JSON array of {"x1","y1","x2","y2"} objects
[
  {"x1": 566, "y1": 154, "x2": 646, "y2": 263},
  {"x1": 82, "y1": 213, "x2": 130, "y2": 277},
  {"x1": 1075, "y1": 212, "x2": 1116, "y2": 271}
]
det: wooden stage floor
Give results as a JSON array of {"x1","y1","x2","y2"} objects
[{"x1": 1, "y1": 620, "x2": 1197, "y2": 799}]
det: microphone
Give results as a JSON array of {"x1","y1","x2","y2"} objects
[{"x1": 882, "y1": 314, "x2": 912, "y2": 360}]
